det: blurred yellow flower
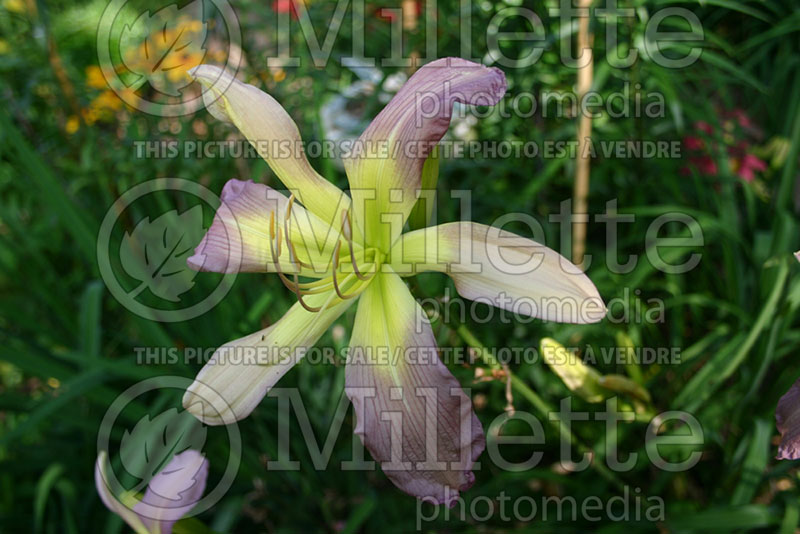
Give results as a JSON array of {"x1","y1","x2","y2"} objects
[
  {"x1": 85, "y1": 65, "x2": 108, "y2": 90},
  {"x1": 82, "y1": 89, "x2": 136, "y2": 124},
  {"x1": 121, "y1": 16, "x2": 205, "y2": 94},
  {"x1": 65, "y1": 115, "x2": 80, "y2": 134},
  {"x1": 0, "y1": 39, "x2": 9, "y2": 55},
  {"x1": 2, "y1": 0, "x2": 25, "y2": 14},
  {"x1": 92, "y1": 90, "x2": 123, "y2": 112},
  {"x1": 187, "y1": 19, "x2": 203, "y2": 33},
  {"x1": 273, "y1": 69, "x2": 286, "y2": 82}
]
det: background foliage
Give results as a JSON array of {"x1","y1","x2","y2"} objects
[{"x1": 1, "y1": 0, "x2": 799, "y2": 532}]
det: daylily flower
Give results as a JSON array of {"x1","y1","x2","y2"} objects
[
  {"x1": 777, "y1": 378, "x2": 800, "y2": 460},
  {"x1": 95, "y1": 450, "x2": 209, "y2": 534},
  {"x1": 182, "y1": 58, "x2": 605, "y2": 505}
]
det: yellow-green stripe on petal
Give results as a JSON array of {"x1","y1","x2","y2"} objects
[
  {"x1": 187, "y1": 179, "x2": 349, "y2": 277},
  {"x1": 388, "y1": 222, "x2": 606, "y2": 323},
  {"x1": 183, "y1": 289, "x2": 354, "y2": 425},
  {"x1": 345, "y1": 271, "x2": 484, "y2": 505},
  {"x1": 190, "y1": 66, "x2": 350, "y2": 227},
  {"x1": 344, "y1": 58, "x2": 507, "y2": 251}
]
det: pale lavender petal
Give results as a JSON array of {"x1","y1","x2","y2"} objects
[
  {"x1": 184, "y1": 291, "x2": 354, "y2": 425},
  {"x1": 345, "y1": 271, "x2": 484, "y2": 506},
  {"x1": 187, "y1": 179, "x2": 340, "y2": 276},
  {"x1": 190, "y1": 65, "x2": 350, "y2": 227},
  {"x1": 94, "y1": 452, "x2": 149, "y2": 534},
  {"x1": 389, "y1": 222, "x2": 606, "y2": 323},
  {"x1": 345, "y1": 58, "x2": 507, "y2": 249},
  {"x1": 777, "y1": 378, "x2": 800, "y2": 460},
  {"x1": 133, "y1": 450, "x2": 209, "y2": 534}
]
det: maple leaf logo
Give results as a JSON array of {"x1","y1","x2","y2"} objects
[
  {"x1": 119, "y1": 205, "x2": 204, "y2": 302},
  {"x1": 119, "y1": 408, "x2": 207, "y2": 493},
  {"x1": 119, "y1": 1, "x2": 208, "y2": 96}
]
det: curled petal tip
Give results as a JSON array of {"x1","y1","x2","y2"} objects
[
  {"x1": 583, "y1": 297, "x2": 608, "y2": 324},
  {"x1": 484, "y1": 67, "x2": 508, "y2": 104},
  {"x1": 346, "y1": 58, "x2": 509, "y2": 248},
  {"x1": 219, "y1": 178, "x2": 252, "y2": 202},
  {"x1": 190, "y1": 64, "x2": 225, "y2": 81},
  {"x1": 427, "y1": 57, "x2": 507, "y2": 103},
  {"x1": 182, "y1": 393, "x2": 220, "y2": 426},
  {"x1": 185, "y1": 243, "x2": 232, "y2": 274}
]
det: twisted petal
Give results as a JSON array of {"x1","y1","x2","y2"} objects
[
  {"x1": 388, "y1": 222, "x2": 606, "y2": 323},
  {"x1": 133, "y1": 450, "x2": 209, "y2": 534},
  {"x1": 346, "y1": 271, "x2": 484, "y2": 505},
  {"x1": 344, "y1": 58, "x2": 506, "y2": 249},
  {"x1": 190, "y1": 65, "x2": 349, "y2": 226},
  {"x1": 777, "y1": 378, "x2": 800, "y2": 460},
  {"x1": 183, "y1": 290, "x2": 353, "y2": 424},
  {"x1": 187, "y1": 179, "x2": 346, "y2": 276},
  {"x1": 95, "y1": 452, "x2": 149, "y2": 534}
]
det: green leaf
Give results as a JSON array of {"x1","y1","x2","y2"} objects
[
  {"x1": 0, "y1": 109, "x2": 96, "y2": 262},
  {"x1": 34, "y1": 463, "x2": 65, "y2": 534},
  {"x1": 667, "y1": 504, "x2": 778, "y2": 531},
  {"x1": 730, "y1": 418, "x2": 770, "y2": 506},
  {"x1": 79, "y1": 281, "x2": 104, "y2": 360},
  {"x1": 674, "y1": 258, "x2": 789, "y2": 412}
]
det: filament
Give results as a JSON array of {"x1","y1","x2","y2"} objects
[
  {"x1": 267, "y1": 204, "x2": 378, "y2": 313},
  {"x1": 342, "y1": 210, "x2": 371, "y2": 281},
  {"x1": 331, "y1": 241, "x2": 360, "y2": 300}
]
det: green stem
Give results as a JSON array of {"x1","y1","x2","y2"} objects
[
  {"x1": 455, "y1": 324, "x2": 626, "y2": 491},
  {"x1": 774, "y1": 71, "x2": 800, "y2": 215}
]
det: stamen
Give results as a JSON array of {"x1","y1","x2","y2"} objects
[
  {"x1": 275, "y1": 224, "x2": 282, "y2": 258},
  {"x1": 268, "y1": 202, "x2": 378, "y2": 314},
  {"x1": 342, "y1": 210, "x2": 371, "y2": 281},
  {"x1": 269, "y1": 211, "x2": 275, "y2": 243},
  {"x1": 331, "y1": 241, "x2": 359, "y2": 300},
  {"x1": 269, "y1": 210, "x2": 320, "y2": 311},
  {"x1": 284, "y1": 194, "x2": 311, "y2": 270},
  {"x1": 269, "y1": 210, "x2": 282, "y2": 258},
  {"x1": 291, "y1": 272, "x2": 322, "y2": 312},
  {"x1": 286, "y1": 193, "x2": 296, "y2": 215},
  {"x1": 341, "y1": 209, "x2": 352, "y2": 241}
]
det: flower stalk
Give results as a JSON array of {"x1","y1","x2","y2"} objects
[{"x1": 455, "y1": 323, "x2": 626, "y2": 491}]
